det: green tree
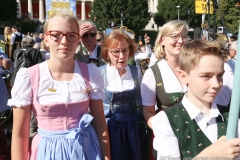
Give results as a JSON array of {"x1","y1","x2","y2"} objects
[
  {"x1": 154, "y1": 0, "x2": 203, "y2": 28},
  {"x1": 11, "y1": 18, "x2": 37, "y2": 34},
  {"x1": 90, "y1": 0, "x2": 151, "y2": 33},
  {"x1": 215, "y1": 0, "x2": 240, "y2": 35},
  {"x1": 0, "y1": 0, "x2": 18, "y2": 21},
  {"x1": 154, "y1": 0, "x2": 240, "y2": 35}
]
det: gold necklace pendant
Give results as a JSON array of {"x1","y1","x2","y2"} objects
[{"x1": 48, "y1": 88, "x2": 57, "y2": 92}]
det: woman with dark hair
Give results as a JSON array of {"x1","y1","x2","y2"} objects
[{"x1": 99, "y1": 30, "x2": 146, "y2": 160}]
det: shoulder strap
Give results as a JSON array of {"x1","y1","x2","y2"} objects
[
  {"x1": 129, "y1": 65, "x2": 142, "y2": 108},
  {"x1": 150, "y1": 64, "x2": 163, "y2": 108},
  {"x1": 77, "y1": 62, "x2": 90, "y2": 94},
  {"x1": 28, "y1": 64, "x2": 40, "y2": 101},
  {"x1": 150, "y1": 63, "x2": 172, "y2": 109}
]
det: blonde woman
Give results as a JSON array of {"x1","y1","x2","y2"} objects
[
  {"x1": 9, "y1": 13, "x2": 110, "y2": 160},
  {"x1": 141, "y1": 20, "x2": 189, "y2": 159},
  {"x1": 2, "y1": 26, "x2": 12, "y2": 59}
]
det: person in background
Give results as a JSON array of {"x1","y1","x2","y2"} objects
[
  {"x1": 39, "y1": 41, "x2": 50, "y2": 61},
  {"x1": 227, "y1": 40, "x2": 237, "y2": 61},
  {"x1": 10, "y1": 26, "x2": 24, "y2": 62},
  {"x1": 99, "y1": 30, "x2": 146, "y2": 160},
  {"x1": 134, "y1": 34, "x2": 152, "y2": 74},
  {"x1": 96, "y1": 30, "x2": 104, "y2": 46},
  {"x1": 0, "y1": 51, "x2": 13, "y2": 160},
  {"x1": 214, "y1": 40, "x2": 237, "y2": 107},
  {"x1": 140, "y1": 45, "x2": 146, "y2": 52},
  {"x1": 134, "y1": 34, "x2": 151, "y2": 63},
  {"x1": 75, "y1": 21, "x2": 105, "y2": 67},
  {"x1": 148, "y1": 46, "x2": 158, "y2": 68},
  {"x1": 9, "y1": 12, "x2": 110, "y2": 160},
  {"x1": 35, "y1": 33, "x2": 44, "y2": 43},
  {"x1": 141, "y1": 20, "x2": 188, "y2": 159},
  {"x1": 10, "y1": 35, "x2": 44, "y2": 86},
  {"x1": 152, "y1": 39, "x2": 240, "y2": 159},
  {"x1": 1, "y1": 26, "x2": 12, "y2": 59},
  {"x1": 32, "y1": 43, "x2": 41, "y2": 50},
  {"x1": 202, "y1": 25, "x2": 213, "y2": 41}
]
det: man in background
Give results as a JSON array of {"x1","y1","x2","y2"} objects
[
  {"x1": 40, "y1": 41, "x2": 50, "y2": 61},
  {"x1": 75, "y1": 21, "x2": 105, "y2": 67},
  {"x1": 10, "y1": 26, "x2": 24, "y2": 62}
]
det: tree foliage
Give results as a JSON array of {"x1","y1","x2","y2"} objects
[
  {"x1": 215, "y1": 0, "x2": 240, "y2": 35},
  {"x1": 154, "y1": 0, "x2": 240, "y2": 35},
  {"x1": 11, "y1": 18, "x2": 37, "y2": 34},
  {"x1": 90, "y1": 0, "x2": 151, "y2": 33},
  {"x1": 154, "y1": 0, "x2": 202, "y2": 28},
  {"x1": 0, "y1": 0, "x2": 18, "y2": 21}
]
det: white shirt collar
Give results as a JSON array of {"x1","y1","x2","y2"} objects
[
  {"x1": 182, "y1": 94, "x2": 224, "y2": 121},
  {"x1": 88, "y1": 44, "x2": 99, "y2": 59},
  {"x1": 106, "y1": 63, "x2": 129, "y2": 72}
]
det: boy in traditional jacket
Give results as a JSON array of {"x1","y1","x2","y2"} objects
[{"x1": 152, "y1": 40, "x2": 240, "y2": 159}]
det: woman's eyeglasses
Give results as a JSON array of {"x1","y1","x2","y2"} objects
[
  {"x1": 46, "y1": 31, "x2": 79, "y2": 42},
  {"x1": 165, "y1": 34, "x2": 187, "y2": 42},
  {"x1": 108, "y1": 49, "x2": 129, "y2": 56},
  {"x1": 82, "y1": 33, "x2": 97, "y2": 38}
]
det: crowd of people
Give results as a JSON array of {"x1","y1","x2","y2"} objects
[{"x1": 0, "y1": 12, "x2": 239, "y2": 160}]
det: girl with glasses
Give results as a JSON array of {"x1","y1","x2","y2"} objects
[{"x1": 9, "y1": 13, "x2": 110, "y2": 160}]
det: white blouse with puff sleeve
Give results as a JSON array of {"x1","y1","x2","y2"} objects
[{"x1": 8, "y1": 61, "x2": 104, "y2": 108}]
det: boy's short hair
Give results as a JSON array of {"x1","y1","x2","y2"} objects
[{"x1": 180, "y1": 40, "x2": 227, "y2": 74}]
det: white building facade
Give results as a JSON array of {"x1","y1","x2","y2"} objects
[
  {"x1": 16, "y1": 0, "x2": 158, "y2": 29},
  {"x1": 146, "y1": 0, "x2": 158, "y2": 30}
]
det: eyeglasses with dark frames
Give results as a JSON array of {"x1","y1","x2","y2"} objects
[
  {"x1": 165, "y1": 34, "x2": 187, "y2": 42},
  {"x1": 82, "y1": 33, "x2": 97, "y2": 38},
  {"x1": 46, "y1": 31, "x2": 79, "y2": 42},
  {"x1": 108, "y1": 49, "x2": 129, "y2": 56}
]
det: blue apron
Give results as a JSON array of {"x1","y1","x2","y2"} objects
[{"x1": 99, "y1": 65, "x2": 146, "y2": 160}]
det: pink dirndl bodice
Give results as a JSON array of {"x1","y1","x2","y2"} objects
[{"x1": 28, "y1": 62, "x2": 91, "y2": 160}]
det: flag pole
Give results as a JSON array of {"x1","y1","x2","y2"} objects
[{"x1": 226, "y1": 23, "x2": 240, "y2": 139}]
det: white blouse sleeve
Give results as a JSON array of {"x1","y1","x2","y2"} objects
[
  {"x1": 141, "y1": 68, "x2": 156, "y2": 106},
  {"x1": 8, "y1": 68, "x2": 32, "y2": 108},
  {"x1": 87, "y1": 63, "x2": 104, "y2": 100},
  {"x1": 152, "y1": 111, "x2": 181, "y2": 157}
]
